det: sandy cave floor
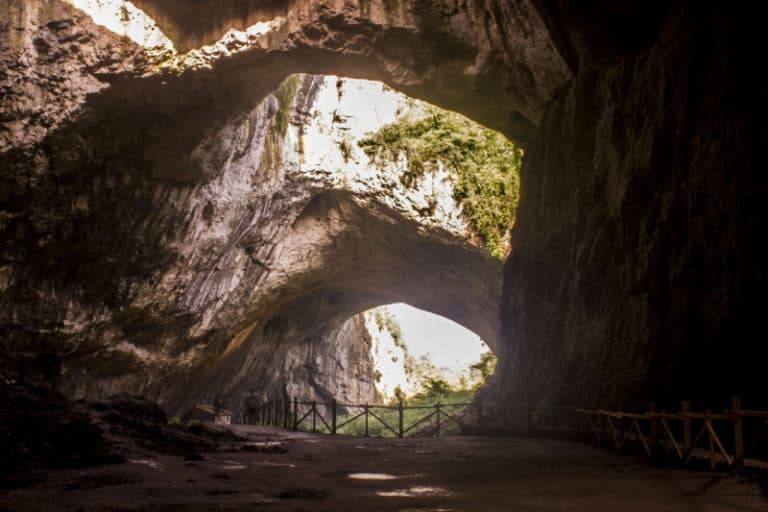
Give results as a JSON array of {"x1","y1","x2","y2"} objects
[{"x1": 1, "y1": 425, "x2": 766, "y2": 512}]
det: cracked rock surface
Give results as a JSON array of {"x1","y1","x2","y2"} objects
[{"x1": 2, "y1": 0, "x2": 767, "y2": 416}]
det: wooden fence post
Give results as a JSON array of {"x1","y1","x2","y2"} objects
[
  {"x1": 682, "y1": 401, "x2": 692, "y2": 457},
  {"x1": 292, "y1": 397, "x2": 298, "y2": 430},
  {"x1": 285, "y1": 399, "x2": 289, "y2": 428},
  {"x1": 331, "y1": 399, "x2": 337, "y2": 435},
  {"x1": 311, "y1": 401, "x2": 317, "y2": 433},
  {"x1": 649, "y1": 403, "x2": 658, "y2": 452},
  {"x1": 364, "y1": 404, "x2": 369, "y2": 437},
  {"x1": 706, "y1": 409, "x2": 715, "y2": 470},
  {"x1": 398, "y1": 401, "x2": 404, "y2": 438},
  {"x1": 436, "y1": 402, "x2": 441, "y2": 438},
  {"x1": 732, "y1": 397, "x2": 744, "y2": 470}
]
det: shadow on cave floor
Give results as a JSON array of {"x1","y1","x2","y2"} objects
[{"x1": 2, "y1": 408, "x2": 765, "y2": 512}]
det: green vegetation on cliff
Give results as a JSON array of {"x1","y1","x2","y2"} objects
[
  {"x1": 372, "y1": 308, "x2": 404, "y2": 347},
  {"x1": 469, "y1": 350, "x2": 497, "y2": 384},
  {"x1": 275, "y1": 75, "x2": 300, "y2": 135},
  {"x1": 359, "y1": 109, "x2": 523, "y2": 258}
]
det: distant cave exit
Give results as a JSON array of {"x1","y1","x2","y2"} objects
[{"x1": 362, "y1": 303, "x2": 496, "y2": 402}]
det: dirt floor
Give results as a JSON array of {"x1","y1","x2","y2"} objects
[{"x1": 1, "y1": 425, "x2": 766, "y2": 512}]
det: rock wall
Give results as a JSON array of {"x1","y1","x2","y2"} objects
[
  {"x1": 0, "y1": 55, "x2": 502, "y2": 416},
  {"x1": 1, "y1": 0, "x2": 571, "y2": 159},
  {"x1": 499, "y1": 2, "x2": 768, "y2": 409},
  {"x1": 3, "y1": 0, "x2": 765, "y2": 416}
]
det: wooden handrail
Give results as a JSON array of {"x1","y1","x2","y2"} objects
[
  {"x1": 250, "y1": 393, "x2": 768, "y2": 474},
  {"x1": 731, "y1": 409, "x2": 768, "y2": 419}
]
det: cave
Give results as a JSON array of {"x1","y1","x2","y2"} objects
[{"x1": 1, "y1": 0, "x2": 767, "y2": 509}]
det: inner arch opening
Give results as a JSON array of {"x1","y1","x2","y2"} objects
[
  {"x1": 2, "y1": 0, "x2": 541, "y2": 423},
  {"x1": 364, "y1": 303, "x2": 495, "y2": 403},
  {"x1": 172, "y1": 73, "x2": 520, "y2": 417}
]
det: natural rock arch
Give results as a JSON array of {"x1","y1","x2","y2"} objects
[
  {"x1": 2, "y1": 62, "x2": 505, "y2": 412},
  {"x1": 172, "y1": 189, "x2": 503, "y2": 416},
  {"x1": 1, "y1": 0, "x2": 572, "y2": 172},
  {"x1": 3, "y1": 1, "x2": 766, "y2": 413}
]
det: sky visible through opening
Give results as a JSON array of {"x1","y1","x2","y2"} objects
[
  {"x1": 366, "y1": 303, "x2": 490, "y2": 399},
  {"x1": 389, "y1": 303, "x2": 485, "y2": 368}
]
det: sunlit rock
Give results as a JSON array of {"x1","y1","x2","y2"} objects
[{"x1": 0, "y1": 72, "x2": 502, "y2": 416}]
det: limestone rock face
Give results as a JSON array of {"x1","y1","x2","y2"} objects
[
  {"x1": 0, "y1": 66, "x2": 502, "y2": 415},
  {"x1": 2, "y1": 0, "x2": 765, "y2": 416},
  {"x1": 498, "y1": 3, "x2": 768, "y2": 409},
  {"x1": 1, "y1": 0, "x2": 572, "y2": 161},
  {"x1": 0, "y1": 2, "x2": 150, "y2": 151}
]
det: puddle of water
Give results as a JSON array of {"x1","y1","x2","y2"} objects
[
  {"x1": 377, "y1": 486, "x2": 453, "y2": 498},
  {"x1": 129, "y1": 459, "x2": 162, "y2": 470},
  {"x1": 348, "y1": 473, "x2": 398, "y2": 480}
]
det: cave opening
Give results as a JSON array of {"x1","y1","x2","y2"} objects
[
  {"x1": 4, "y1": 0, "x2": 524, "y2": 455},
  {"x1": 185, "y1": 71, "x2": 519, "y2": 422},
  {"x1": 363, "y1": 302, "x2": 495, "y2": 404},
  {"x1": 15, "y1": 2, "x2": 526, "y2": 416},
  {"x1": 4, "y1": 1, "x2": 768, "y2": 508}
]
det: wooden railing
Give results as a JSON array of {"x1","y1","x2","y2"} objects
[
  {"x1": 245, "y1": 395, "x2": 768, "y2": 471},
  {"x1": 576, "y1": 398, "x2": 768, "y2": 470},
  {"x1": 245, "y1": 397, "x2": 480, "y2": 438},
  {"x1": 246, "y1": 397, "x2": 581, "y2": 438}
]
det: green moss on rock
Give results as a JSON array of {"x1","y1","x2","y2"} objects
[
  {"x1": 359, "y1": 109, "x2": 523, "y2": 258},
  {"x1": 275, "y1": 75, "x2": 300, "y2": 136}
]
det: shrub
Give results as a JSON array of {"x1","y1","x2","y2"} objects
[{"x1": 359, "y1": 109, "x2": 523, "y2": 258}]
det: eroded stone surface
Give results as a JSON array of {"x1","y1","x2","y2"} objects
[
  {"x1": 1, "y1": 0, "x2": 572, "y2": 158},
  {"x1": 3, "y1": 0, "x2": 766, "y2": 418},
  {"x1": 0, "y1": 72, "x2": 502, "y2": 415}
]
